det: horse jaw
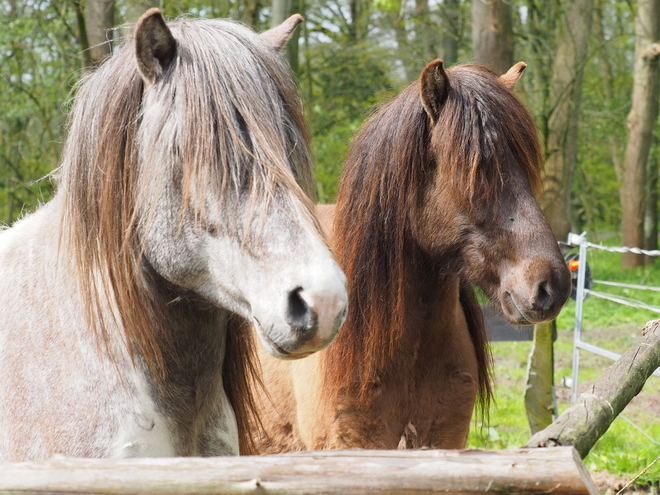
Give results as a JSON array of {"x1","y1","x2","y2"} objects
[
  {"x1": 139, "y1": 197, "x2": 348, "y2": 360},
  {"x1": 464, "y1": 192, "x2": 571, "y2": 326},
  {"x1": 201, "y1": 214, "x2": 348, "y2": 360}
]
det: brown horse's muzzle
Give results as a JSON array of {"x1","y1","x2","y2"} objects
[{"x1": 499, "y1": 254, "x2": 572, "y2": 325}]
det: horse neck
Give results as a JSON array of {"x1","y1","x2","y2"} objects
[
  {"x1": 397, "y1": 247, "x2": 464, "y2": 360},
  {"x1": 139, "y1": 269, "x2": 229, "y2": 386},
  {"x1": 362, "y1": 242, "x2": 465, "y2": 378},
  {"x1": 124, "y1": 265, "x2": 259, "y2": 456}
]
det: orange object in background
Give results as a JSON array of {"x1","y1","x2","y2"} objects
[{"x1": 568, "y1": 259, "x2": 580, "y2": 271}]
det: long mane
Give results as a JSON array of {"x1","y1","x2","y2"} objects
[
  {"x1": 321, "y1": 83, "x2": 431, "y2": 401},
  {"x1": 56, "y1": 18, "x2": 314, "y2": 453},
  {"x1": 321, "y1": 64, "x2": 543, "y2": 414}
]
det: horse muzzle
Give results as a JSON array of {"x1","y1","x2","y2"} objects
[
  {"x1": 256, "y1": 282, "x2": 348, "y2": 360},
  {"x1": 498, "y1": 256, "x2": 571, "y2": 325}
]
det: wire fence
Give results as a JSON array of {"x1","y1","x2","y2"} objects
[{"x1": 565, "y1": 233, "x2": 660, "y2": 406}]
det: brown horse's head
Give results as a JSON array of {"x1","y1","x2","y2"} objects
[{"x1": 416, "y1": 60, "x2": 571, "y2": 325}]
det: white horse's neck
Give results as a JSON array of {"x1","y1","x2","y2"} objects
[
  {"x1": 135, "y1": 283, "x2": 238, "y2": 456},
  {"x1": 0, "y1": 198, "x2": 239, "y2": 460}
]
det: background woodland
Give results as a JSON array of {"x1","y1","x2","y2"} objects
[{"x1": 1, "y1": 0, "x2": 660, "y2": 269}]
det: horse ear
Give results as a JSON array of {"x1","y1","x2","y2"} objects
[
  {"x1": 260, "y1": 14, "x2": 304, "y2": 52},
  {"x1": 420, "y1": 59, "x2": 449, "y2": 124},
  {"x1": 135, "y1": 8, "x2": 177, "y2": 85},
  {"x1": 500, "y1": 62, "x2": 527, "y2": 91}
]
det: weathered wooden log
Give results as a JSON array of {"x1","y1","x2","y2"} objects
[
  {"x1": 0, "y1": 447, "x2": 597, "y2": 494},
  {"x1": 525, "y1": 318, "x2": 660, "y2": 458}
]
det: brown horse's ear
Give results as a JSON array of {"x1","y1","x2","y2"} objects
[
  {"x1": 260, "y1": 14, "x2": 304, "y2": 52},
  {"x1": 135, "y1": 8, "x2": 177, "y2": 85},
  {"x1": 420, "y1": 59, "x2": 449, "y2": 124},
  {"x1": 500, "y1": 62, "x2": 527, "y2": 91}
]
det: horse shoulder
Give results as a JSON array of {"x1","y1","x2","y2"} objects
[
  {"x1": 289, "y1": 352, "x2": 330, "y2": 449},
  {"x1": 255, "y1": 346, "x2": 332, "y2": 452},
  {"x1": 315, "y1": 204, "x2": 336, "y2": 244},
  {"x1": 0, "y1": 202, "x2": 180, "y2": 460},
  {"x1": 253, "y1": 345, "x2": 303, "y2": 453}
]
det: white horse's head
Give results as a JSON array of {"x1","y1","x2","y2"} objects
[
  {"x1": 133, "y1": 11, "x2": 347, "y2": 358},
  {"x1": 61, "y1": 10, "x2": 347, "y2": 362}
]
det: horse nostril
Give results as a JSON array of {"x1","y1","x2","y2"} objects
[
  {"x1": 534, "y1": 281, "x2": 552, "y2": 311},
  {"x1": 286, "y1": 287, "x2": 316, "y2": 336}
]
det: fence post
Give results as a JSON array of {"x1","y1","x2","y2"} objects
[
  {"x1": 525, "y1": 320, "x2": 557, "y2": 434},
  {"x1": 570, "y1": 233, "x2": 588, "y2": 404}
]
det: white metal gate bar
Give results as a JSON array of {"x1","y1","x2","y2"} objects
[{"x1": 566, "y1": 233, "x2": 660, "y2": 404}]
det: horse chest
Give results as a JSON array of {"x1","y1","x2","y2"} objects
[
  {"x1": 111, "y1": 409, "x2": 176, "y2": 457},
  {"x1": 111, "y1": 368, "x2": 238, "y2": 457}
]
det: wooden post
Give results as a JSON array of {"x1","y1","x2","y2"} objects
[
  {"x1": 525, "y1": 320, "x2": 556, "y2": 434},
  {"x1": 0, "y1": 448, "x2": 597, "y2": 494},
  {"x1": 525, "y1": 319, "x2": 660, "y2": 458}
]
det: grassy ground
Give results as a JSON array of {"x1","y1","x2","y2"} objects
[{"x1": 467, "y1": 239, "x2": 660, "y2": 493}]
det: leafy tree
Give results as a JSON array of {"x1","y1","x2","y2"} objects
[
  {"x1": 300, "y1": 39, "x2": 395, "y2": 202},
  {"x1": 0, "y1": 1, "x2": 81, "y2": 224}
]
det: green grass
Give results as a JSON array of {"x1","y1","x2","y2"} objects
[{"x1": 468, "y1": 237, "x2": 660, "y2": 491}]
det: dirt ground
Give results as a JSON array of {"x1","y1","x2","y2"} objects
[{"x1": 592, "y1": 470, "x2": 657, "y2": 494}]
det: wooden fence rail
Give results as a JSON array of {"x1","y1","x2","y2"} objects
[{"x1": 0, "y1": 447, "x2": 597, "y2": 495}]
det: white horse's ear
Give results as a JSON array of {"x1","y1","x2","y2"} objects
[
  {"x1": 135, "y1": 8, "x2": 177, "y2": 85},
  {"x1": 420, "y1": 59, "x2": 449, "y2": 125},
  {"x1": 500, "y1": 62, "x2": 527, "y2": 91},
  {"x1": 260, "y1": 14, "x2": 304, "y2": 52}
]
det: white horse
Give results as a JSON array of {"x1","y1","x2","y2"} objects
[{"x1": 0, "y1": 10, "x2": 347, "y2": 461}]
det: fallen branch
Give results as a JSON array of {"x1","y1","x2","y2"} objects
[{"x1": 524, "y1": 319, "x2": 660, "y2": 458}]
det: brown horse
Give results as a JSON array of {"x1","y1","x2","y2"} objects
[{"x1": 253, "y1": 60, "x2": 571, "y2": 452}]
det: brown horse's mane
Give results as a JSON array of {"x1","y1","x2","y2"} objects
[
  {"x1": 56, "y1": 18, "x2": 314, "y2": 453},
  {"x1": 321, "y1": 64, "x2": 543, "y2": 414}
]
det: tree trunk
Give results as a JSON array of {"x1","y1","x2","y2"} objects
[
  {"x1": 271, "y1": 0, "x2": 300, "y2": 74},
  {"x1": 389, "y1": 2, "x2": 415, "y2": 82},
  {"x1": 271, "y1": 0, "x2": 288, "y2": 26},
  {"x1": 525, "y1": 319, "x2": 660, "y2": 459},
  {"x1": 414, "y1": 0, "x2": 433, "y2": 62},
  {"x1": 85, "y1": 0, "x2": 115, "y2": 67},
  {"x1": 348, "y1": 0, "x2": 359, "y2": 42},
  {"x1": 645, "y1": 138, "x2": 659, "y2": 254},
  {"x1": 525, "y1": 320, "x2": 556, "y2": 435},
  {"x1": 71, "y1": 0, "x2": 92, "y2": 71},
  {"x1": 287, "y1": 0, "x2": 302, "y2": 75},
  {"x1": 471, "y1": 0, "x2": 513, "y2": 75},
  {"x1": 621, "y1": 0, "x2": 660, "y2": 268},
  {"x1": 240, "y1": 0, "x2": 264, "y2": 29},
  {"x1": 594, "y1": 0, "x2": 623, "y2": 184},
  {"x1": 539, "y1": 0, "x2": 594, "y2": 241}
]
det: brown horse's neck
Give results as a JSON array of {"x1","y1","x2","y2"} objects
[
  {"x1": 320, "y1": 231, "x2": 492, "y2": 419},
  {"x1": 393, "y1": 247, "x2": 466, "y2": 368},
  {"x1": 321, "y1": 235, "x2": 462, "y2": 390},
  {"x1": 401, "y1": 245, "x2": 492, "y2": 416}
]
